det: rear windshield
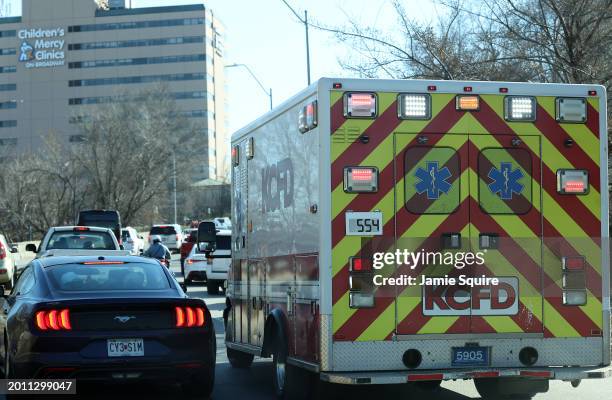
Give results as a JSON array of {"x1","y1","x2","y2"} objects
[
  {"x1": 78, "y1": 212, "x2": 119, "y2": 229},
  {"x1": 48, "y1": 231, "x2": 116, "y2": 250},
  {"x1": 47, "y1": 263, "x2": 170, "y2": 291},
  {"x1": 150, "y1": 226, "x2": 177, "y2": 235},
  {"x1": 217, "y1": 235, "x2": 231, "y2": 250}
]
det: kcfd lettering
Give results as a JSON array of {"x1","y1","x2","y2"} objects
[{"x1": 262, "y1": 158, "x2": 294, "y2": 213}]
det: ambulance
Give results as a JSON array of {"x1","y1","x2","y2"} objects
[{"x1": 225, "y1": 78, "x2": 610, "y2": 399}]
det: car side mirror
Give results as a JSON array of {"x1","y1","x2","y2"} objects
[
  {"x1": 179, "y1": 282, "x2": 187, "y2": 292},
  {"x1": 119, "y1": 244, "x2": 125, "y2": 250},
  {"x1": 25, "y1": 244, "x2": 37, "y2": 253},
  {"x1": 9, "y1": 246, "x2": 17, "y2": 254}
]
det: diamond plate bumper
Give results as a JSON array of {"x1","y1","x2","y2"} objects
[{"x1": 320, "y1": 366, "x2": 612, "y2": 385}]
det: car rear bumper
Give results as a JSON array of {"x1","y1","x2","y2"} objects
[
  {"x1": 206, "y1": 271, "x2": 227, "y2": 281},
  {"x1": 12, "y1": 328, "x2": 215, "y2": 381},
  {"x1": 12, "y1": 342, "x2": 214, "y2": 381}
]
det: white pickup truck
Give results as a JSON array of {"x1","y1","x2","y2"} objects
[{"x1": 26, "y1": 226, "x2": 130, "y2": 258}]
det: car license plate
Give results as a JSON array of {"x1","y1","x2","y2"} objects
[
  {"x1": 451, "y1": 346, "x2": 489, "y2": 366},
  {"x1": 345, "y1": 211, "x2": 383, "y2": 236},
  {"x1": 107, "y1": 339, "x2": 144, "y2": 357}
]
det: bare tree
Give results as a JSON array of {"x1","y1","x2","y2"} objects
[
  {"x1": 320, "y1": 0, "x2": 611, "y2": 89},
  {"x1": 0, "y1": 86, "x2": 201, "y2": 238}
]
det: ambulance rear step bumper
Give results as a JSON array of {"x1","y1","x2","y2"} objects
[{"x1": 320, "y1": 366, "x2": 612, "y2": 385}]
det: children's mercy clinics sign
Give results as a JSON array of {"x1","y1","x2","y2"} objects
[{"x1": 18, "y1": 27, "x2": 66, "y2": 68}]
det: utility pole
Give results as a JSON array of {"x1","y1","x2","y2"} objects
[
  {"x1": 172, "y1": 152, "x2": 177, "y2": 224},
  {"x1": 280, "y1": 0, "x2": 312, "y2": 85}
]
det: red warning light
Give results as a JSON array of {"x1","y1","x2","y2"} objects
[
  {"x1": 564, "y1": 180, "x2": 585, "y2": 193},
  {"x1": 350, "y1": 169, "x2": 373, "y2": 181}
]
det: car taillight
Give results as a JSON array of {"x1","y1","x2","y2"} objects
[
  {"x1": 176, "y1": 234, "x2": 180, "y2": 241},
  {"x1": 186, "y1": 259, "x2": 194, "y2": 265},
  {"x1": 0, "y1": 243, "x2": 5, "y2": 260},
  {"x1": 175, "y1": 306, "x2": 205, "y2": 328},
  {"x1": 35, "y1": 309, "x2": 71, "y2": 331}
]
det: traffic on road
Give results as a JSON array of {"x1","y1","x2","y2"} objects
[{"x1": 0, "y1": 0, "x2": 611, "y2": 396}]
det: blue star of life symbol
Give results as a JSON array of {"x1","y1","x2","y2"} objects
[
  {"x1": 415, "y1": 161, "x2": 452, "y2": 200},
  {"x1": 488, "y1": 162, "x2": 524, "y2": 200}
]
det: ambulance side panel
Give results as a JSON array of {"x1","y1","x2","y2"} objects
[{"x1": 228, "y1": 88, "x2": 322, "y2": 364}]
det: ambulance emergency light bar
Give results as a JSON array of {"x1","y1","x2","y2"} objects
[
  {"x1": 298, "y1": 100, "x2": 318, "y2": 133},
  {"x1": 343, "y1": 167, "x2": 379, "y2": 193},
  {"x1": 456, "y1": 95, "x2": 480, "y2": 111},
  {"x1": 504, "y1": 96, "x2": 536, "y2": 121},
  {"x1": 398, "y1": 94, "x2": 431, "y2": 119},
  {"x1": 344, "y1": 92, "x2": 377, "y2": 118},
  {"x1": 556, "y1": 97, "x2": 587, "y2": 123},
  {"x1": 556, "y1": 169, "x2": 589, "y2": 195}
]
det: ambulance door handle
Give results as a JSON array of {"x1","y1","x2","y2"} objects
[
  {"x1": 287, "y1": 289, "x2": 294, "y2": 315},
  {"x1": 310, "y1": 300, "x2": 317, "y2": 316}
]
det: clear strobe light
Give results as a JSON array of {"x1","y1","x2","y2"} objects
[
  {"x1": 399, "y1": 94, "x2": 431, "y2": 120},
  {"x1": 505, "y1": 96, "x2": 536, "y2": 121}
]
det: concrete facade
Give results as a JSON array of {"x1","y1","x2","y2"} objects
[{"x1": 0, "y1": 0, "x2": 227, "y2": 181}]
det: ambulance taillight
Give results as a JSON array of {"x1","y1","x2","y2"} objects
[
  {"x1": 349, "y1": 257, "x2": 374, "y2": 308},
  {"x1": 562, "y1": 256, "x2": 587, "y2": 306}
]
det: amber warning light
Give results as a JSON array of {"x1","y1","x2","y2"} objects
[{"x1": 456, "y1": 95, "x2": 480, "y2": 111}]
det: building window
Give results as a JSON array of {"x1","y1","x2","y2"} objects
[
  {"x1": 68, "y1": 35, "x2": 204, "y2": 51},
  {"x1": 0, "y1": 120, "x2": 17, "y2": 128},
  {"x1": 0, "y1": 30, "x2": 16, "y2": 38},
  {"x1": 68, "y1": 54, "x2": 205, "y2": 69},
  {"x1": 0, "y1": 48, "x2": 16, "y2": 56},
  {"x1": 0, "y1": 138, "x2": 17, "y2": 146},
  {"x1": 68, "y1": 18, "x2": 204, "y2": 33},
  {"x1": 0, "y1": 66, "x2": 16, "y2": 73},
  {"x1": 0, "y1": 101, "x2": 16, "y2": 110},
  {"x1": 0, "y1": 84, "x2": 16, "y2": 91},
  {"x1": 68, "y1": 73, "x2": 205, "y2": 87},
  {"x1": 68, "y1": 91, "x2": 206, "y2": 105}
]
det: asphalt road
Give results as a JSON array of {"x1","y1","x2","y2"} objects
[{"x1": 6, "y1": 253, "x2": 612, "y2": 399}]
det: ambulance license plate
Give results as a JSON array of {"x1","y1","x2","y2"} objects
[
  {"x1": 451, "y1": 346, "x2": 489, "y2": 366},
  {"x1": 345, "y1": 212, "x2": 383, "y2": 236}
]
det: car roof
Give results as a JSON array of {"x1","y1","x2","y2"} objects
[
  {"x1": 49, "y1": 226, "x2": 114, "y2": 233},
  {"x1": 35, "y1": 255, "x2": 160, "y2": 268}
]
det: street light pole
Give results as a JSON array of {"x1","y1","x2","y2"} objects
[
  {"x1": 225, "y1": 63, "x2": 273, "y2": 110},
  {"x1": 172, "y1": 152, "x2": 177, "y2": 225},
  {"x1": 280, "y1": 0, "x2": 311, "y2": 85}
]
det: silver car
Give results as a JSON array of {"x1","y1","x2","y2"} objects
[{"x1": 0, "y1": 234, "x2": 18, "y2": 289}]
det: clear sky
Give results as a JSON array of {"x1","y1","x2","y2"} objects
[
  {"x1": 132, "y1": 0, "x2": 420, "y2": 134},
  {"x1": 8, "y1": 0, "x2": 438, "y2": 134}
]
